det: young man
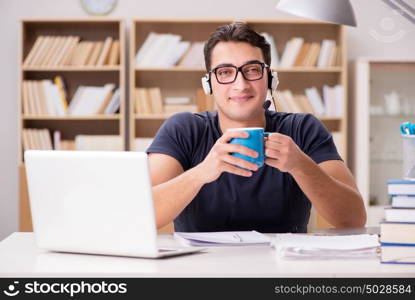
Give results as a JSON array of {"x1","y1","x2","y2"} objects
[{"x1": 147, "y1": 22, "x2": 366, "y2": 233}]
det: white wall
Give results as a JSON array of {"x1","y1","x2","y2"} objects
[{"x1": 1, "y1": 0, "x2": 414, "y2": 240}]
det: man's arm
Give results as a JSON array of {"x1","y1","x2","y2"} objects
[
  {"x1": 148, "y1": 130, "x2": 259, "y2": 229},
  {"x1": 265, "y1": 133, "x2": 366, "y2": 228}
]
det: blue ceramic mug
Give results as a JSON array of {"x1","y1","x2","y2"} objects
[{"x1": 227, "y1": 127, "x2": 270, "y2": 168}]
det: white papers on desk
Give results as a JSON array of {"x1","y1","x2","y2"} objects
[
  {"x1": 273, "y1": 234, "x2": 380, "y2": 259},
  {"x1": 174, "y1": 231, "x2": 271, "y2": 247}
]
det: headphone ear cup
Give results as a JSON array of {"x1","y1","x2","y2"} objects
[
  {"x1": 269, "y1": 71, "x2": 279, "y2": 92},
  {"x1": 201, "y1": 75, "x2": 212, "y2": 95}
]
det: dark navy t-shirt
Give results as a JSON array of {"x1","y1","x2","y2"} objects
[{"x1": 147, "y1": 110, "x2": 341, "y2": 233}]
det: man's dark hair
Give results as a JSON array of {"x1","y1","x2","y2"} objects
[{"x1": 204, "y1": 22, "x2": 271, "y2": 72}]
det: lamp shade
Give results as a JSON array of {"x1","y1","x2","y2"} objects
[{"x1": 276, "y1": 0, "x2": 357, "y2": 27}]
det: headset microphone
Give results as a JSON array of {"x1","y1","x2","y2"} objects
[{"x1": 263, "y1": 100, "x2": 271, "y2": 110}]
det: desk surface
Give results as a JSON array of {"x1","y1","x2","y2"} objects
[{"x1": 0, "y1": 232, "x2": 414, "y2": 278}]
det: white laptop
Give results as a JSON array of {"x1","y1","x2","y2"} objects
[{"x1": 24, "y1": 150, "x2": 206, "y2": 258}]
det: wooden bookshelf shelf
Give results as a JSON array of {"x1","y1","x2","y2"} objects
[
  {"x1": 135, "y1": 67, "x2": 205, "y2": 72},
  {"x1": 274, "y1": 67, "x2": 342, "y2": 73},
  {"x1": 135, "y1": 114, "x2": 174, "y2": 120},
  {"x1": 130, "y1": 18, "x2": 348, "y2": 161},
  {"x1": 18, "y1": 18, "x2": 126, "y2": 232},
  {"x1": 23, "y1": 66, "x2": 121, "y2": 72},
  {"x1": 23, "y1": 115, "x2": 121, "y2": 120}
]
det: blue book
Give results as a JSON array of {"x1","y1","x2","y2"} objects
[
  {"x1": 380, "y1": 221, "x2": 415, "y2": 244},
  {"x1": 390, "y1": 195, "x2": 415, "y2": 208},
  {"x1": 387, "y1": 179, "x2": 415, "y2": 196},
  {"x1": 381, "y1": 242, "x2": 415, "y2": 264}
]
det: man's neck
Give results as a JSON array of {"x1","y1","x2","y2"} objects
[{"x1": 218, "y1": 111, "x2": 266, "y2": 133}]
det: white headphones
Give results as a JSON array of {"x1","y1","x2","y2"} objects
[{"x1": 201, "y1": 70, "x2": 279, "y2": 95}]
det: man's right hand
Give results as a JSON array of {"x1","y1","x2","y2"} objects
[{"x1": 195, "y1": 130, "x2": 259, "y2": 184}]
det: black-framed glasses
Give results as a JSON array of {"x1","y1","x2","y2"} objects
[{"x1": 209, "y1": 61, "x2": 269, "y2": 84}]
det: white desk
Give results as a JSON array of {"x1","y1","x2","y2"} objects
[{"x1": 0, "y1": 232, "x2": 414, "y2": 278}]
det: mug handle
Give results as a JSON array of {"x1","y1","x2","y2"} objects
[{"x1": 263, "y1": 132, "x2": 271, "y2": 160}]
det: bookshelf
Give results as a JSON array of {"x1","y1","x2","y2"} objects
[
  {"x1": 130, "y1": 19, "x2": 348, "y2": 161},
  {"x1": 130, "y1": 18, "x2": 348, "y2": 230},
  {"x1": 354, "y1": 58, "x2": 415, "y2": 226},
  {"x1": 18, "y1": 18, "x2": 126, "y2": 231}
]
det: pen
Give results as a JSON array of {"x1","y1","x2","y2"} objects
[{"x1": 233, "y1": 233, "x2": 243, "y2": 242}]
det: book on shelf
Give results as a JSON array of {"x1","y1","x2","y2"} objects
[
  {"x1": 85, "y1": 41, "x2": 104, "y2": 66},
  {"x1": 276, "y1": 38, "x2": 338, "y2": 68},
  {"x1": 387, "y1": 179, "x2": 415, "y2": 196},
  {"x1": 74, "y1": 135, "x2": 123, "y2": 151},
  {"x1": 22, "y1": 128, "x2": 53, "y2": 151},
  {"x1": 103, "y1": 88, "x2": 121, "y2": 115},
  {"x1": 96, "y1": 36, "x2": 113, "y2": 66},
  {"x1": 135, "y1": 32, "x2": 192, "y2": 67},
  {"x1": 317, "y1": 39, "x2": 336, "y2": 68},
  {"x1": 67, "y1": 83, "x2": 115, "y2": 116},
  {"x1": 147, "y1": 87, "x2": 164, "y2": 114},
  {"x1": 176, "y1": 42, "x2": 205, "y2": 68},
  {"x1": 53, "y1": 76, "x2": 69, "y2": 111},
  {"x1": 391, "y1": 195, "x2": 415, "y2": 208},
  {"x1": 61, "y1": 36, "x2": 81, "y2": 66},
  {"x1": 23, "y1": 35, "x2": 119, "y2": 67},
  {"x1": 134, "y1": 87, "x2": 209, "y2": 115},
  {"x1": 135, "y1": 32, "x2": 158, "y2": 66},
  {"x1": 279, "y1": 37, "x2": 304, "y2": 68},
  {"x1": 322, "y1": 85, "x2": 344, "y2": 117},
  {"x1": 275, "y1": 85, "x2": 343, "y2": 118},
  {"x1": 107, "y1": 40, "x2": 120, "y2": 65},
  {"x1": 305, "y1": 87, "x2": 325, "y2": 116},
  {"x1": 293, "y1": 43, "x2": 311, "y2": 67},
  {"x1": 261, "y1": 32, "x2": 279, "y2": 68},
  {"x1": 134, "y1": 88, "x2": 152, "y2": 115},
  {"x1": 302, "y1": 42, "x2": 320, "y2": 67}
]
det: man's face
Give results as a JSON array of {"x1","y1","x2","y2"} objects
[{"x1": 210, "y1": 41, "x2": 268, "y2": 122}]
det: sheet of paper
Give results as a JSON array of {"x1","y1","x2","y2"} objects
[
  {"x1": 174, "y1": 231, "x2": 271, "y2": 246},
  {"x1": 273, "y1": 234, "x2": 380, "y2": 259},
  {"x1": 274, "y1": 234, "x2": 379, "y2": 250}
]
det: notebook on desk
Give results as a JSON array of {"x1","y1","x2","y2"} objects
[{"x1": 24, "y1": 150, "x2": 206, "y2": 258}]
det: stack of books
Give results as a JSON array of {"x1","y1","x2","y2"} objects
[
  {"x1": 278, "y1": 38, "x2": 340, "y2": 68},
  {"x1": 22, "y1": 128, "x2": 53, "y2": 151},
  {"x1": 135, "y1": 32, "x2": 205, "y2": 68},
  {"x1": 134, "y1": 87, "x2": 215, "y2": 116},
  {"x1": 22, "y1": 78, "x2": 120, "y2": 116},
  {"x1": 276, "y1": 85, "x2": 343, "y2": 117},
  {"x1": 380, "y1": 179, "x2": 415, "y2": 264},
  {"x1": 23, "y1": 36, "x2": 120, "y2": 67}
]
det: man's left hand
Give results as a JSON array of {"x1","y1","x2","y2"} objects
[{"x1": 264, "y1": 133, "x2": 308, "y2": 173}]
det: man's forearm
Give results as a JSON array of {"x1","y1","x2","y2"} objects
[
  {"x1": 290, "y1": 156, "x2": 366, "y2": 228},
  {"x1": 153, "y1": 166, "x2": 205, "y2": 228}
]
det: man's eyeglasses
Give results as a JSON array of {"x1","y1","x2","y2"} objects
[{"x1": 209, "y1": 61, "x2": 269, "y2": 84}]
